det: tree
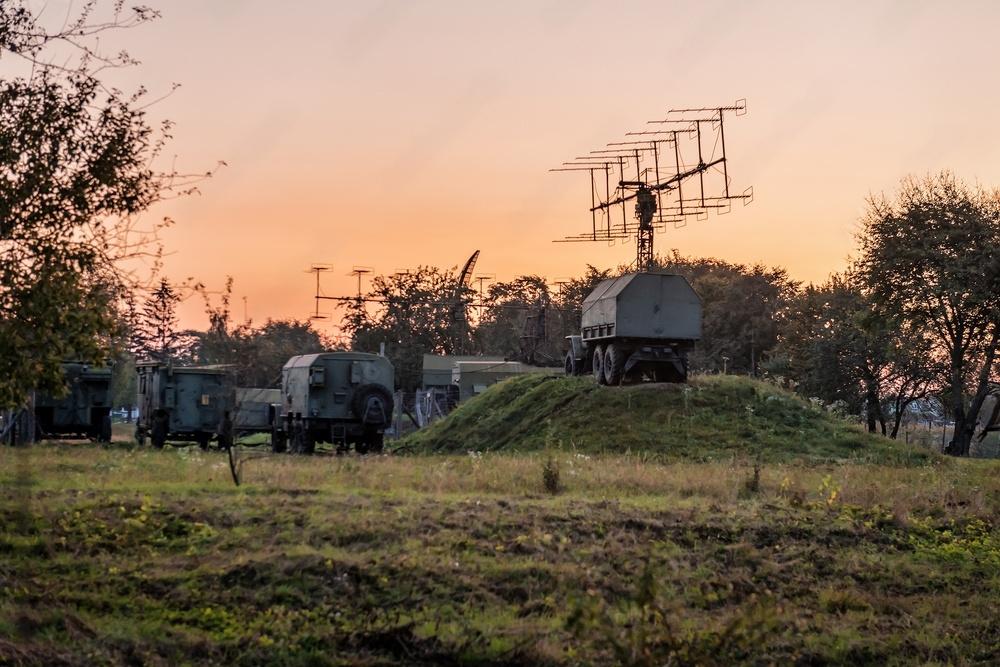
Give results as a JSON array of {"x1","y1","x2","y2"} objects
[
  {"x1": 857, "y1": 172, "x2": 1000, "y2": 455},
  {"x1": 650, "y1": 253, "x2": 798, "y2": 375},
  {"x1": 0, "y1": 3, "x2": 202, "y2": 409},
  {"x1": 135, "y1": 279, "x2": 182, "y2": 362},
  {"x1": 773, "y1": 273, "x2": 935, "y2": 436},
  {"x1": 476, "y1": 275, "x2": 556, "y2": 363},
  {"x1": 342, "y1": 267, "x2": 472, "y2": 390}
]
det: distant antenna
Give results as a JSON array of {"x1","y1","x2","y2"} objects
[
  {"x1": 307, "y1": 264, "x2": 332, "y2": 320},
  {"x1": 551, "y1": 99, "x2": 753, "y2": 271},
  {"x1": 348, "y1": 266, "x2": 373, "y2": 299}
]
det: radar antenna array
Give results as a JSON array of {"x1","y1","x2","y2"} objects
[{"x1": 551, "y1": 99, "x2": 753, "y2": 271}]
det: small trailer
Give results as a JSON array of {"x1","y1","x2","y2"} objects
[
  {"x1": 34, "y1": 362, "x2": 113, "y2": 442},
  {"x1": 135, "y1": 362, "x2": 233, "y2": 449},
  {"x1": 565, "y1": 272, "x2": 702, "y2": 384}
]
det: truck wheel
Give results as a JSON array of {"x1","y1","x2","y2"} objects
[
  {"x1": 592, "y1": 345, "x2": 605, "y2": 384},
  {"x1": 364, "y1": 431, "x2": 384, "y2": 454},
  {"x1": 565, "y1": 352, "x2": 577, "y2": 376},
  {"x1": 100, "y1": 415, "x2": 113, "y2": 443},
  {"x1": 604, "y1": 344, "x2": 626, "y2": 385},
  {"x1": 271, "y1": 429, "x2": 287, "y2": 454},
  {"x1": 300, "y1": 430, "x2": 316, "y2": 455},
  {"x1": 135, "y1": 426, "x2": 146, "y2": 447},
  {"x1": 151, "y1": 425, "x2": 166, "y2": 449}
]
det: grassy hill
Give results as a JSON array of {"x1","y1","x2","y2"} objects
[{"x1": 401, "y1": 374, "x2": 934, "y2": 464}]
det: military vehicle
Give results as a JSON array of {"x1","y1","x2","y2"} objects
[
  {"x1": 34, "y1": 362, "x2": 113, "y2": 441},
  {"x1": 564, "y1": 272, "x2": 702, "y2": 384},
  {"x1": 272, "y1": 352, "x2": 394, "y2": 454},
  {"x1": 134, "y1": 362, "x2": 233, "y2": 449}
]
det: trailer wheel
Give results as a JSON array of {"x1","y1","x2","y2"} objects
[
  {"x1": 604, "y1": 344, "x2": 626, "y2": 385},
  {"x1": 592, "y1": 345, "x2": 605, "y2": 385},
  {"x1": 151, "y1": 410, "x2": 168, "y2": 449},
  {"x1": 564, "y1": 352, "x2": 578, "y2": 376},
  {"x1": 195, "y1": 432, "x2": 211, "y2": 450}
]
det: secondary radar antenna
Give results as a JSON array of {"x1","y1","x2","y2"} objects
[{"x1": 550, "y1": 99, "x2": 753, "y2": 271}]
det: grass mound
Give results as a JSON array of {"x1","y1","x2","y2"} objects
[{"x1": 400, "y1": 374, "x2": 934, "y2": 464}]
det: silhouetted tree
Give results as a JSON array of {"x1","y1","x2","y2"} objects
[
  {"x1": 772, "y1": 273, "x2": 935, "y2": 436},
  {"x1": 136, "y1": 279, "x2": 182, "y2": 362},
  {"x1": 857, "y1": 172, "x2": 1000, "y2": 455}
]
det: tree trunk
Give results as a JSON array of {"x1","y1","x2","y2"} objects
[{"x1": 948, "y1": 326, "x2": 1000, "y2": 456}]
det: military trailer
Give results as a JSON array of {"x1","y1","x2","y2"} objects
[
  {"x1": 34, "y1": 362, "x2": 113, "y2": 442},
  {"x1": 233, "y1": 388, "x2": 282, "y2": 434},
  {"x1": 565, "y1": 272, "x2": 702, "y2": 385},
  {"x1": 135, "y1": 362, "x2": 233, "y2": 449},
  {"x1": 272, "y1": 352, "x2": 394, "y2": 455}
]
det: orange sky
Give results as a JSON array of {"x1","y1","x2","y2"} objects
[{"x1": 15, "y1": 1, "x2": 1000, "y2": 336}]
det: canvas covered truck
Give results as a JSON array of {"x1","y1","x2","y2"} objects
[
  {"x1": 135, "y1": 362, "x2": 234, "y2": 449},
  {"x1": 271, "y1": 352, "x2": 394, "y2": 455},
  {"x1": 564, "y1": 272, "x2": 702, "y2": 385},
  {"x1": 34, "y1": 362, "x2": 113, "y2": 441}
]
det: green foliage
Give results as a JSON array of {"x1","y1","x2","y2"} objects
[
  {"x1": 403, "y1": 374, "x2": 935, "y2": 464},
  {"x1": 650, "y1": 251, "x2": 800, "y2": 375},
  {"x1": 0, "y1": 4, "x2": 174, "y2": 408},
  {"x1": 188, "y1": 279, "x2": 329, "y2": 387},
  {"x1": 342, "y1": 266, "x2": 475, "y2": 390}
]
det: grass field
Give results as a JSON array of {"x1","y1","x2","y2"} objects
[
  {"x1": 3, "y1": 439, "x2": 999, "y2": 665},
  {"x1": 402, "y1": 375, "x2": 936, "y2": 466}
]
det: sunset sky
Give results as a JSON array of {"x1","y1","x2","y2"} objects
[{"x1": 16, "y1": 1, "x2": 1000, "y2": 336}]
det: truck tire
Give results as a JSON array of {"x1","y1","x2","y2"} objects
[
  {"x1": 99, "y1": 415, "x2": 112, "y2": 443},
  {"x1": 299, "y1": 429, "x2": 316, "y2": 455},
  {"x1": 604, "y1": 343, "x2": 626, "y2": 385},
  {"x1": 565, "y1": 352, "x2": 577, "y2": 376},
  {"x1": 592, "y1": 345, "x2": 605, "y2": 385},
  {"x1": 270, "y1": 429, "x2": 287, "y2": 454},
  {"x1": 135, "y1": 426, "x2": 146, "y2": 447},
  {"x1": 352, "y1": 384, "x2": 394, "y2": 427}
]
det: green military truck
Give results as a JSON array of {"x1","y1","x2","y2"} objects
[
  {"x1": 135, "y1": 362, "x2": 233, "y2": 449},
  {"x1": 34, "y1": 362, "x2": 113, "y2": 442},
  {"x1": 272, "y1": 352, "x2": 394, "y2": 455},
  {"x1": 565, "y1": 272, "x2": 702, "y2": 384}
]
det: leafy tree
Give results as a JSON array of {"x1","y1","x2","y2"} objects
[
  {"x1": 0, "y1": 3, "x2": 199, "y2": 409},
  {"x1": 773, "y1": 273, "x2": 935, "y2": 436},
  {"x1": 650, "y1": 253, "x2": 798, "y2": 375},
  {"x1": 476, "y1": 275, "x2": 555, "y2": 363},
  {"x1": 342, "y1": 266, "x2": 472, "y2": 390},
  {"x1": 857, "y1": 172, "x2": 1000, "y2": 455}
]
